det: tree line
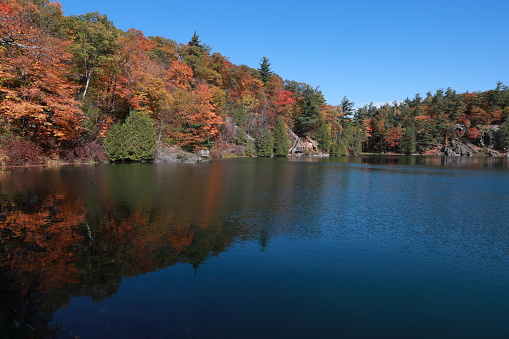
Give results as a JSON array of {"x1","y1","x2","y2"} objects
[
  {"x1": 355, "y1": 85, "x2": 509, "y2": 155},
  {"x1": 1, "y1": 0, "x2": 508, "y2": 165}
]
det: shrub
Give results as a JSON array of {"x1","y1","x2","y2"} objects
[
  {"x1": 104, "y1": 111, "x2": 156, "y2": 161},
  {"x1": 0, "y1": 135, "x2": 46, "y2": 166},
  {"x1": 210, "y1": 141, "x2": 245, "y2": 159},
  {"x1": 104, "y1": 122, "x2": 129, "y2": 161},
  {"x1": 63, "y1": 141, "x2": 108, "y2": 163}
]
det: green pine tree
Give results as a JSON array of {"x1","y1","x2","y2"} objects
[
  {"x1": 295, "y1": 85, "x2": 326, "y2": 136},
  {"x1": 104, "y1": 111, "x2": 156, "y2": 161},
  {"x1": 104, "y1": 122, "x2": 128, "y2": 161},
  {"x1": 400, "y1": 118, "x2": 417, "y2": 154},
  {"x1": 417, "y1": 121, "x2": 434, "y2": 152},
  {"x1": 125, "y1": 111, "x2": 156, "y2": 160},
  {"x1": 330, "y1": 141, "x2": 340, "y2": 156},
  {"x1": 258, "y1": 57, "x2": 273, "y2": 84},
  {"x1": 234, "y1": 104, "x2": 247, "y2": 128},
  {"x1": 315, "y1": 120, "x2": 332, "y2": 153},
  {"x1": 353, "y1": 124, "x2": 364, "y2": 155},
  {"x1": 338, "y1": 125, "x2": 354, "y2": 155},
  {"x1": 496, "y1": 121, "x2": 509, "y2": 151},
  {"x1": 189, "y1": 31, "x2": 204, "y2": 50},
  {"x1": 273, "y1": 117, "x2": 289, "y2": 157},
  {"x1": 257, "y1": 126, "x2": 274, "y2": 157}
]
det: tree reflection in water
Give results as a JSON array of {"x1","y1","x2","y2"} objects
[{"x1": 0, "y1": 164, "x2": 249, "y2": 337}]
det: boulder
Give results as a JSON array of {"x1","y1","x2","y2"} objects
[
  {"x1": 442, "y1": 140, "x2": 476, "y2": 156},
  {"x1": 154, "y1": 144, "x2": 204, "y2": 163}
]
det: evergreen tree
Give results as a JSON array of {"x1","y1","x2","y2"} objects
[
  {"x1": 235, "y1": 129, "x2": 248, "y2": 146},
  {"x1": 125, "y1": 111, "x2": 157, "y2": 161},
  {"x1": 189, "y1": 31, "x2": 204, "y2": 51},
  {"x1": 353, "y1": 124, "x2": 364, "y2": 154},
  {"x1": 184, "y1": 31, "x2": 214, "y2": 83},
  {"x1": 330, "y1": 142, "x2": 340, "y2": 156},
  {"x1": 104, "y1": 122, "x2": 128, "y2": 161},
  {"x1": 258, "y1": 56, "x2": 273, "y2": 84},
  {"x1": 257, "y1": 126, "x2": 274, "y2": 157},
  {"x1": 315, "y1": 119, "x2": 331, "y2": 153},
  {"x1": 496, "y1": 121, "x2": 509, "y2": 151},
  {"x1": 273, "y1": 116, "x2": 289, "y2": 157},
  {"x1": 340, "y1": 96, "x2": 355, "y2": 116},
  {"x1": 234, "y1": 104, "x2": 247, "y2": 128},
  {"x1": 338, "y1": 125, "x2": 354, "y2": 155},
  {"x1": 417, "y1": 121, "x2": 434, "y2": 152},
  {"x1": 104, "y1": 111, "x2": 156, "y2": 161},
  {"x1": 400, "y1": 119, "x2": 417, "y2": 154},
  {"x1": 295, "y1": 85, "x2": 325, "y2": 135}
]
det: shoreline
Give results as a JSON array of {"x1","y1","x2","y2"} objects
[{"x1": 1, "y1": 152, "x2": 507, "y2": 170}]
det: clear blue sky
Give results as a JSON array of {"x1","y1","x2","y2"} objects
[{"x1": 60, "y1": 0, "x2": 508, "y2": 107}]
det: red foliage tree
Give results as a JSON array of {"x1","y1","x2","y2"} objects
[
  {"x1": 167, "y1": 60, "x2": 194, "y2": 90},
  {"x1": 175, "y1": 83, "x2": 224, "y2": 150},
  {"x1": 466, "y1": 126, "x2": 482, "y2": 139},
  {"x1": 0, "y1": 0, "x2": 83, "y2": 150},
  {"x1": 386, "y1": 127, "x2": 404, "y2": 151}
]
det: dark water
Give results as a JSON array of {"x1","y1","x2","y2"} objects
[{"x1": 1, "y1": 156, "x2": 508, "y2": 338}]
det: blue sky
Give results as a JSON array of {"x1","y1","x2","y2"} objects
[{"x1": 60, "y1": 0, "x2": 508, "y2": 107}]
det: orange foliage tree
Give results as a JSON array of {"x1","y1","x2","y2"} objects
[
  {"x1": 175, "y1": 83, "x2": 224, "y2": 151},
  {"x1": 386, "y1": 126, "x2": 404, "y2": 151},
  {"x1": 0, "y1": 0, "x2": 83, "y2": 150}
]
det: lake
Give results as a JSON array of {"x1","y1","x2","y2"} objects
[{"x1": 1, "y1": 156, "x2": 508, "y2": 338}]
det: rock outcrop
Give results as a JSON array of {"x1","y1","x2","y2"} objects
[
  {"x1": 154, "y1": 144, "x2": 205, "y2": 163},
  {"x1": 441, "y1": 139, "x2": 504, "y2": 157},
  {"x1": 442, "y1": 140, "x2": 476, "y2": 156}
]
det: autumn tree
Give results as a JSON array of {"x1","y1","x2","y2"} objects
[
  {"x1": 0, "y1": 0, "x2": 83, "y2": 150},
  {"x1": 147, "y1": 36, "x2": 178, "y2": 69},
  {"x1": 385, "y1": 127, "x2": 403, "y2": 152},
  {"x1": 174, "y1": 83, "x2": 224, "y2": 151},
  {"x1": 94, "y1": 28, "x2": 169, "y2": 125},
  {"x1": 180, "y1": 32, "x2": 220, "y2": 85},
  {"x1": 167, "y1": 60, "x2": 194, "y2": 90},
  {"x1": 67, "y1": 12, "x2": 119, "y2": 100}
]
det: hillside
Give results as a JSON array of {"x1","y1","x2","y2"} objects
[{"x1": 1, "y1": 0, "x2": 508, "y2": 166}]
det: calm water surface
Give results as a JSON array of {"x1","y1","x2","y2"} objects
[{"x1": 0, "y1": 156, "x2": 508, "y2": 338}]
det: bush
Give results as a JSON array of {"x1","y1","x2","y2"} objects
[
  {"x1": 0, "y1": 135, "x2": 46, "y2": 166},
  {"x1": 104, "y1": 111, "x2": 156, "y2": 161},
  {"x1": 63, "y1": 141, "x2": 108, "y2": 163},
  {"x1": 104, "y1": 122, "x2": 129, "y2": 161},
  {"x1": 210, "y1": 141, "x2": 246, "y2": 159}
]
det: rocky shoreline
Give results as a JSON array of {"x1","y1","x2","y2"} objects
[{"x1": 154, "y1": 144, "x2": 207, "y2": 163}]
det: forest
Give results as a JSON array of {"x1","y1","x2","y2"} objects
[{"x1": 1, "y1": 0, "x2": 509, "y2": 166}]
